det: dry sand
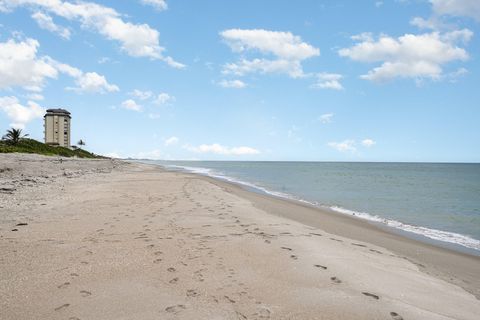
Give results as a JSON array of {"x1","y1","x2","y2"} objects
[{"x1": 1, "y1": 153, "x2": 479, "y2": 320}]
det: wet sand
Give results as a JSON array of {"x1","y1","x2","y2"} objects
[{"x1": 1, "y1": 153, "x2": 479, "y2": 319}]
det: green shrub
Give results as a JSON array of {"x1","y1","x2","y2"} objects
[{"x1": 0, "y1": 138, "x2": 104, "y2": 158}]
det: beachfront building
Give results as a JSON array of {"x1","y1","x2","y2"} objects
[{"x1": 44, "y1": 108, "x2": 71, "y2": 147}]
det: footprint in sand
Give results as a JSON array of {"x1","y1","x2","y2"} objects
[
  {"x1": 370, "y1": 249, "x2": 383, "y2": 254},
  {"x1": 165, "y1": 304, "x2": 186, "y2": 314},
  {"x1": 57, "y1": 282, "x2": 70, "y2": 289},
  {"x1": 80, "y1": 290, "x2": 92, "y2": 297},
  {"x1": 153, "y1": 259, "x2": 162, "y2": 264},
  {"x1": 390, "y1": 312, "x2": 404, "y2": 320},
  {"x1": 54, "y1": 303, "x2": 70, "y2": 311},
  {"x1": 331, "y1": 277, "x2": 342, "y2": 284},
  {"x1": 186, "y1": 289, "x2": 199, "y2": 297},
  {"x1": 281, "y1": 246, "x2": 292, "y2": 251},
  {"x1": 169, "y1": 277, "x2": 179, "y2": 284},
  {"x1": 253, "y1": 307, "x2": 272, "y2": 319},
  {"x1": 310, "y1": 232, "x2": 323, "y2": 237},
  {"x1": 362, "y1": 292, "x2": 379, "y2": 300},
  {"x1": 314, "y1": 264, "x2": 327, "y2": 270},
  {"x1": 167, "y1": 267, "x2": 176, "y2": 272},
  {"x1": 224, "y1": 295, "x2": 236, "y2": 303},
  {"x1": 290, "y1": 254, "x2": 298, "y2": 260},
  {"x1": 70, "y1": 273, "x2": 79, "y2": 277},
  {"x1": 330, "y1": 238, "x2": 343, "y2": 242},
  {"x1": 352, "y1": 243, "x2": 367, "y2": 248}
]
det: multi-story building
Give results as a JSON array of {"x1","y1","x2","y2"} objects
[{"x1": 44, "y1": 108, "x2": 71, "y2": 147}]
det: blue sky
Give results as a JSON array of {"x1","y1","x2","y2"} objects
[{"x1": 0, "y1": 0, "x2": 479, "y2": 162}]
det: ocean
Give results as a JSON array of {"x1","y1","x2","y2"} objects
[{"x1": 143, "y1": 161, "x2": 480, "y2": 254}]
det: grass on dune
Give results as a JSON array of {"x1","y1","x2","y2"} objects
[{"x1": 0, "y1": 138, "x2": 104, "y2": 158}]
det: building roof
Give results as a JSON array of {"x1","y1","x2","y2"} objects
[
  {"x1": 45, "y1": 108, "x2": 71, "y2": 118},
  {"x1": 46, "y1": 108, "x2": 71, "y2": 114}
]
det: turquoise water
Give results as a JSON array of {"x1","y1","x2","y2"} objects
[{"x1": 146, "y1": 161, "x2": 480, "y2": 253}]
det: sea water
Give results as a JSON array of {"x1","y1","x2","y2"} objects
[{"x1": 144, "y1": 161, "x2": 480, "y2": 254}]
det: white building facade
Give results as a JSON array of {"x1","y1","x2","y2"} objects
[{"x1": 44, "y1": 108, "x2": 71, "y2": 147}]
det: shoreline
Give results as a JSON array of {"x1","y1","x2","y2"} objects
[
  {"x1": 154, "y1": 161, "x2": 480, "y2": 256},
  {"x1": 2, "y1": 154, "x2": 479, "y2": 319},
  {"x1": 154, "y1": 164, "x2": 480, "y2": 299}
]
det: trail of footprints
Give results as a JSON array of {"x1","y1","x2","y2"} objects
[
  {"x1": 156, "y1": 181, "x2": 273, "y2": 317},
  {"x1": 168, "y1": 180, "x2": 404, "y2": 319},
  {"x1": 54, "y1": 179, "x2": 403, "y2": 319}
]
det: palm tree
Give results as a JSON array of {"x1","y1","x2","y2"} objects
[
  {"x1": 77, "y1": 139, "x2": 86, "y2": 148},
  {"x1": 2, "y1": 128, "x2": 28, "y2": 145}
]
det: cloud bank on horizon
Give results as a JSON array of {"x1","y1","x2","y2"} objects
[{"x1": 0, "y1": 0, "x2": 478, "y2": 161}]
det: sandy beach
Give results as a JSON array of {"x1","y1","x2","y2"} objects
[{"x1": 1, "y1": 154, "x2": 479, "y2": 320}]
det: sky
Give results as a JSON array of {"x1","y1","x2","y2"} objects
[{"x1": 0, "y1": 0, "x2": 479, "y2": 162}]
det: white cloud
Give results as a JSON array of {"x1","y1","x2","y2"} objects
[
  {"x1": 1, "y1": 0, "x2": 184, "y2": 67},
  {"x1": 186, "y1": 143, "x2": 260, "y2": 155},
  {"x1": 431, "y1": 0, "x2": 480, "y2": 22},
  {"x1": 221, "y1": 29, "x2": 319, "y2": 60},
  {"x1": 319, "y1": 113, "x2": 334, "y2": 123},
  {"x1": 351, "y1": 32, "x2": 374, "y2": 42},
  {"x1": 161, "y1": 56, "x2": 186, "y2": 69},
  {"x1": 31, "y1": 11, "x2": 71, "y2": 39},
  {"x1": 140, "y1": 0, "x2": 168, "y2": 11},
  {"x1": 68, "y1": 72, "x2": 119, "y2": 93},
  {"x1": 98, "y1": 57, "x2": 110, "y2": 64},
  {"x1": 26, "y1": 93, "x2": 44, "y2": 100},
  {"x1": 51, "y1": 59, "x2": 82, "y2": 78},
  {"x1": 220, "y1": 29, "x2": 319, "y2": 78},
  {"x1": 154, "y1": 92, "x2": 175, "y2": 105},
  {"x1": 410, "y1": 1, "x2": 480, "y2": 31},
  {"x1": 129, "y1": 89, "x2": 153, "y2": 100},
  {"x1": 339, "y1": 31, "x2": 471, "y2": 82},
  {"x1": 222, "y1": 58, "x2": 305, "y2": 78},
  {"x1": 312, "y1": 73, "x2": 344, "y2": 90},
  {"x1": 361, "y1": 139, "x2": 376, "y2": 147},
  {"x1": 125, "y1": 90, "x2": 174, "y2": 108},
  {"x1": 218, "y1": 79, "x2": 246, "y2": 88},
  {"x1": 0, "y1": 37, "x2": 118, "y2": 93},
  {"x1": 0, "y1": 38, "x2": 57, "y2": 91},
  {"x1": 164, "y1": 136, "x2": 178, "y2": 146},
  {"x1": 410, "y1": 16, "x2": 446, "y2": 30},
  {"x1": 440, "y1": 28, "x2": 473, "y2": 43},
  {"x1": 0, "y1": 96, "x2": 45, "y2": 129},
  {"x1": 327, "y1": 140, "x2": 356, "y2": 153},
  {"x1": 328, "y1": 139, "x2": 377, "y2": 152},
  {"x1": 121, "y1": 99, "x2": 142, "y2": 112},
  {"x1": 447, "y1": 67, "x2": 468, "y2": 82}
]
